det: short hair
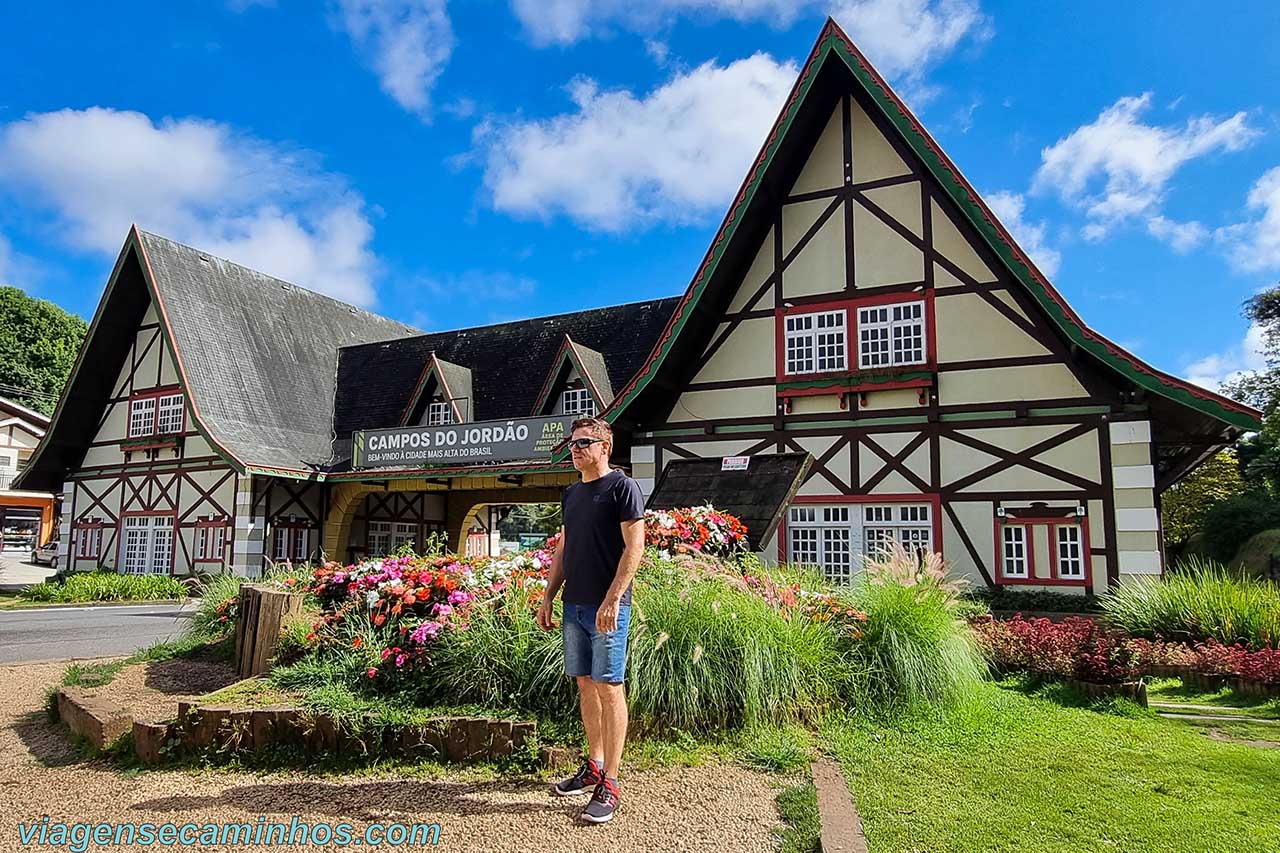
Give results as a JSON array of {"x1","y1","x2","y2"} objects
[{"x1": 570, "y1": 417, "x2": 612, "y2": 444}]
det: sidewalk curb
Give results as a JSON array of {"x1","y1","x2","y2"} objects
[
  {"x1": 812, "y1": 756, "x2": 869, "y2": 853},
  {"x1": 0, "y1": 598, "x2": 198, "y2": 612}
]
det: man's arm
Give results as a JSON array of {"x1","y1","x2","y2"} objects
[
  {"x1": 537, "y1": 527, "x2": 565, "y2": 630},
  {"x1": 596, "y1": 518, "x2": 644, "y2": 633}
]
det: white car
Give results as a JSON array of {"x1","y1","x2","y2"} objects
[{"x1": 30, "y1": 541, "x2": 59, "y2": 570}]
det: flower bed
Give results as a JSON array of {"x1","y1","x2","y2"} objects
[
  {"x1": 973, "y1": 614, "x2": 1280, "y2": 696},
  {"x1": 274, "y1": 508, "x2": 983, "y2": 732}
]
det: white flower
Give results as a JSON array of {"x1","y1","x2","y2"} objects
[{"x1": 364, "y1": 590, "x2": 380, "y2": 608}]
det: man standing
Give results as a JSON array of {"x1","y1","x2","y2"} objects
[{"x1": 536, "y1": 416, "x2": 645, "y2": 824}]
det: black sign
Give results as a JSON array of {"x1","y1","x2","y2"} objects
[{"x1": 352, "y1": 415, "x2": 575, "y2": 469}]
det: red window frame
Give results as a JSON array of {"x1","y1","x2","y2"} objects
[
  {"x1": 272, "y1": 518, "x2": 313, "y2": 563},
  {"x1": 127, "y1": 386, "x2": 186, "y2": 439},
  {"x1": 194, "y1": 517, "x2": 229, "y2": 564},
  {"x1": 994, "y1": 514, "x2": 1092, "y2": 588},
  {"x1": 775, "y1": 292, "x2": 937, "y2": 380},
  {"x1": 73, "y1": 521, "x2": 105, "y2": 560},
  {"x1": 777, "y1": 493, "x2": 944, "y2": 565}
]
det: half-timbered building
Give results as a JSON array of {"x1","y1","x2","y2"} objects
[{"x1": 19, "y1": 20, "x2": 1260, "y2": 591}]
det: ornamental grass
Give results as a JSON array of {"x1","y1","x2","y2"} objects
[
  {"x1": 267, "y1": 509, "x2": 984, "y2": 733},
  {"x1": 1099, "y1": 557, "x2": 1280, "y2": 649}
]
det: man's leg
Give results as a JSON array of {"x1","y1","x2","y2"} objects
[
  {"x1": 576, "y1": 675, "x2": 606, "y2": 767},
  {"x1": 595, "y1": 681, "x2": 628, "y2": 780}
]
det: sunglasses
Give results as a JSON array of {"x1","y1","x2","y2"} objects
[{"x1": 566, "y1": 437, "x2": 606, "y2": 450}]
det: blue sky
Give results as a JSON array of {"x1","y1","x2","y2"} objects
[{"x1": 1, "y1": 1, "x2": 1278, "y2": 394}]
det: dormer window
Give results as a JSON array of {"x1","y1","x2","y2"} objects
[
  {"x1": 426, "y1": 400, "x2": 454, "y2": 425},
  {"x1": 858, "y1": 302, "x2": 925, "y2": 369},
  {"x1": 561, "y1": 388, "x2": 596, "y2": 417},
  {"x1": 128, "y1": 390, "x2": 185, "y2": 438},
  {"x1": 784, "y1": 310, "x2": 847, "y2": 375}
]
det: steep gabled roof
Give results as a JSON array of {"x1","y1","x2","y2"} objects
[
  {"x1": 19, "y1": 228, "x2": 418, "y2": 488},
  {"x1": 399, "y1": 353, "x2": 474, "y2": 424},
  {"x1": 530, "y1": 336, "x2": 616, "y2": 415},
  {"x1": 605, "y1": 18, "x2": 1261, "y2": 433},
  {"x1": 0, "y1": 395, "x2": 51, "y2": 430},
  {"x1": 333, "y1": 298, "x2": 681, "y2": 453}
]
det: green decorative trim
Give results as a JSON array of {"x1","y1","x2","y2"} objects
[
  {"x1": 118, "y1": 435, "x2": 182, "y2": 450},
  {"x1": 939, "y1": 410, "x2": 1017, "y2": 422},
  {"x1": 716, "y1": 424, "x2": 770, "y2": 434},
  {"x1": 646, "y1": 427, "x2": 710, "y2": 438},
  {"x1": 777, "y1": 370, "x2": 932, "y2": 392},
  {"x1": 606, "y1": 24, "x2": 1260, "y2": 434},
  {"x1": 1027, "y1": 405, "x2": 1112, "y2": 417}
]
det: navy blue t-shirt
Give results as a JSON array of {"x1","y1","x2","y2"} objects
[{"x1": 561, "y1": 469, "x2": 645, "y2": 606}]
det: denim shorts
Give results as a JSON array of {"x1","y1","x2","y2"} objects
[{"x1": 562, "y1": 601, "x2": 631, "y2": 683}]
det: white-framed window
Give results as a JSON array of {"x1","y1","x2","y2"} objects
[
  {"x1": 426, "y1": 400, "x2": 453, "y2": 426},
  {"x1": 862, "y1": 504, "x2": 933, "y2": 556},
  {"x1": 128, "y1": 397, "x2": 157, "y2": 438},
  {"x1": 272, "y1": 522, "x2": 311, "y2": 563},
  {"x1": 194, "y1": 521, "x2": 227, "y2": 563},
  {"x1": 561, "y1": 387, "x2": 597, "y2": 416},
  {"x1": 120, "y1": 516, "x2": 173, "y2": 575},
  {"x1": 392, "y1": 522, "x2": 417, "y2": 552},
  {"x1": 367, "y1": 521, "x2": 391, "y2": 556},
  {"x1": 74, "y1": 525, "x2": 103, "y2": 559},
  {"x1": 1001, "y1": 525, "x2": 1029, "y2": 579},
  {"x1": 1056, "y1": 525, "x2": 1084, "y2": 580},
  {"x1": 784, "y1": 310, "x2": 847, "y2": 375},
  {"x1": 156, "y1": 394, "x2": 184, "y2": 434},
  {"x1": 858, "y1": 301, "x2": 926, "y2": 369},
  {"x1": 787, "y1": 503, "x2": 934, "y2": 584}
]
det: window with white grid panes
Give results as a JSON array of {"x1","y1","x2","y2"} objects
[
  {"x1": 272, "y1": 522, "x2": 311, "y2": 562},
  {"x1": 392, "y1": 522, "x2": 417, "y2": 552},
  {"x1": 787, "y1": 506, "x2": 858, "y2": 584},
  {"x1": 1056, "y1": 525, "x2": 1084, "y2": 580},
  {"x1": 784, "y1": 311, "x2": 846, "y2": 375},
  {"x1": 561, "y1": 388, "x2": 597, "y2": 416},
  {"x1": 1001, "y1": 525, "x2": 1029, "y2": 579},
  {"x1": 426, "y1": 400, "x2": 453, "y2": 426},
  {"x1": 862, "y1": 504, "x2": 932, "y2": 556},
  {"x1": 120, "y1": 516, "x2": 173, "y2": 574},
  {"x1": 367, "y1": 521, "x2": 391, "y2": 556},
  {"x1": 156, "y1": 394, "x2": 184, "y2": 434},
  {"x1": 128, "y1": 397, "x2": 156, "y2": 438},
  {"x1": 858, "y1": 301, "x2": 926, "y2": 368}
]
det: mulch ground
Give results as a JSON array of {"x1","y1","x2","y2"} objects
[{"x1": 0, "y1": 661, "x2": 785, "y2": 851}]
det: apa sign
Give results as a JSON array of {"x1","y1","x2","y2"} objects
[{"x1": 351, "y1": 415, "x2": 575, "y2": 469}]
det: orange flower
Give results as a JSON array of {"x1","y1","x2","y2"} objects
[{"x1": 352, "y1": 636, "x2": 363, "y2": 648}]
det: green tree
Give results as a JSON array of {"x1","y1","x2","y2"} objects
[
  {"x1": 0, "y1": 286, "x2": 87, "y2": 415},
  {"x1": 1161, "y1": 449, "x2": 1246, "y2": 547}
]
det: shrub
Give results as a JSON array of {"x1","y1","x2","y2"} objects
[
  {"x1": 966, "y1": 587, "x2": 1100, "y2": 614},
  {"x1": 19, "y1": 570, "x2": 187, "y2": 603},
  {"x1": 971, "y1": 615, "x2": 1141, "y2": 684},
  {"x1": 1200, "y1": 491, "x2": 1280, "y2": 563},
  {"x1": 1099, "y1": 558, "x2": 1280, "y2": 649},
  {"x1": 840, "y1": 543, "x2": 985, "y2": 706}
]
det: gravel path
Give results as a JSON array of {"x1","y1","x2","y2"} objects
[
  {"x1": 85, "y1": 658, "x2": 240, "y2": 722},
  {"x1": 0, "y1": 662, "x2": 786, "y2": 851}
]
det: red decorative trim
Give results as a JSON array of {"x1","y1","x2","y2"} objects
[
  {"x1": 399, "y1": 353, "x2": 466, "y2": 426},
  {"x1": 994, "y1": 513, "x2": 1089, "y2": 587}
]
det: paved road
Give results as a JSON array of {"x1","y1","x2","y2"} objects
[{"x1": 0, "y1": 602, "x2": 196, "y2": 664}]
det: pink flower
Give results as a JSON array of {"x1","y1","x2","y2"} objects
[
  {"x1": 448, "y1": 590, "x2": 474, "y2": 606},
  {"x1": 433, "y1": 603, "x2": 454, "y2": 618},
  {"x1": 381, "y1": 648, "x2": 393, "y2": 661},
  {"x1": 410, "y1": 621, "x2": 443, "y2": 643},
  {"x1": 395, "y1": 653, "x2": 408, "y2": 667},
  {"x1": 366, "y1": 668, "x2": 378, "y2": 679}
]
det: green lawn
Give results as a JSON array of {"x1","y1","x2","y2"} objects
[{"x1": 824, "y1": 681, "x2": 1280, "y2": 853}]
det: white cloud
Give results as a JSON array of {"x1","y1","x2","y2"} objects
[
  {"x1": 1146, "y1": 215, "x2": 1208, "y2": 253},
  {"x1": 509, "y1": 0, "x2": 805, "y2": 46},
  {"x1": 1032, "y1": 93, "x2": 1257, "y2": 241},
  {"x1": 830, "y1": 0, "x2": 990, "y2": 103},
  {"x1": 1184, "y1": 322, "x2": 1267, "y2": 392},
  {"x1": 508, "y1": 0, "x2": 989, "y2": 102},
  {"x1": 1217, "y1": 166, "x2": 1280, "y2": 273},
  {"x1": 984, "y1": 190, "x2": 1061, "y2": 278},
  {"x1": 474, "y1": 53, "x2": 798, "y2": 231},
  {"x1": 332, "y1": 0, "x2": 453, "y2": 118},
  {"x1": 421, "y1": 270, "x2": 537, "y2": 302},
  {"x1": 0, "y1": 107, "x2": 379, "y2": 307}
]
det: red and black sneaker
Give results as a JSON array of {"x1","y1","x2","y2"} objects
[
  {"x1": 582, "y1": 778, "x2": 620, "y2": 824},
  {"x1": 552, "y1": 759, "x2": 603, "y2": 797}
]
